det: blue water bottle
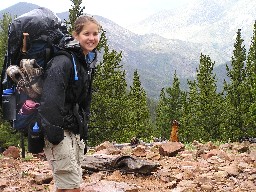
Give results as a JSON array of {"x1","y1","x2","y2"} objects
[
  {"x1": 31, "y1": 122, "x2": 40, "y2": 138},
  {"x1": 2, "y1": 88, "x2": 16, "y2": 120}
]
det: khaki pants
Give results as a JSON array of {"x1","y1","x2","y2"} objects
[{"x1": 44, "y1": 130, "x2": 85, "y2": 189}]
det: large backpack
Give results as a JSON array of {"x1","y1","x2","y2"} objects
[{"x1": 0, "y1": 7, "x2": 94, "y2": 154}]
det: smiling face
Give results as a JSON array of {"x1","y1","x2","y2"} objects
[
  {"x1": 73, "y1": 21, "x2": 100, "y2": 55},
  {"x1": 73, "y1": 16, "x2": 101, "y2": 55}
]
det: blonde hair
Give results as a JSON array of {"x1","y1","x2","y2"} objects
[{"x1": 73, "y1": 15, "x2": 101, "y2": 35}]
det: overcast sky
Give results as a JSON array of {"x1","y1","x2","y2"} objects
[{"x1": 1, "y1": 0, "x2": 189, "y2": 27}]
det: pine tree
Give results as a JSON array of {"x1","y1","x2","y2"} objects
[
  {"x1": 246, "y1": 21, "x2": 256, "y2": 137},
  {"x1": 180, "y1": 79, "x2": 200, "y2": 142},
  {"x1": 0, "y1": 13, "x2": 12, "y2": 71},
  {"x1": 66, "y1": 0, "x2": 85, "y2": 34},
  {"x1": 127, "y1": 70, "x2": 150, "y2": 140},
  {"x1": 156, "y1": 72, "x2": 185, "y2": 140},
  {"x1": 179, "y1": 53, "x2": 222, "y2": 143},
  {"x1": 223, "y1": 29, "x2": 247, "y2": 141},
  {"x1": 194, "y1": 54, "x2": 223, "y2": 141},
  {"x1": 156, "y1": 88, "x2": 169, "y2": 139},
  {"x1": 245, "y1": 21, "x2": 256, "y2": 90},
  {"x1": 89, "y1": 31, "x2": 128, "y2": 145}
]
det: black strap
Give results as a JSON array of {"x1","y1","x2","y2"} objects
[
  {"x1": 73, "y1": 103, "x2": 88, "y2": 140},
  {"x1": 54, "y1": 49, "x2": 72, "y2": 59}
]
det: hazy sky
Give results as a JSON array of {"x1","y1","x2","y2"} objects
[{"x1": 1, "y1": 0, "x2": 189, "y2": 27}]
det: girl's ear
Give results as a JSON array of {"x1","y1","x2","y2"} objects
[{"x1": 72, "y1": 31, "x2": 78, "y2": 39}]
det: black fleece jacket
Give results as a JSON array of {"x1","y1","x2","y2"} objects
[{"x1": 38, "y1": 49, "x2": 94, "y2": 135}]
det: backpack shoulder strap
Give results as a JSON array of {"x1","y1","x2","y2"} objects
[
  {"x1": 49, "y1": 50, "x2": 79, "y2": 82},
  {"x1": 54, "y1": 49, "x2": 72, "y2": 59}
]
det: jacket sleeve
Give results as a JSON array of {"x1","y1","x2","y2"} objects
[{"x1": 38, "y1": 55, "x2": 72, "y2": 128}]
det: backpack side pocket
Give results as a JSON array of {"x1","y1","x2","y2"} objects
[
  {"x1": 14, "y1": 99, "x2": 40, "y2": 132},
  {"x1": 27, "y1": 121, "x2": 45, "y2": 154},
  {"x1": 14, "y1": 113, "x2": 37, "y2": 131}
]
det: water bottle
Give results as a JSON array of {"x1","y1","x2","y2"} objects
[
  {"x1": 32, "y1": 122, "x2": 40, "y2": 137},
  {"x1": 28, "y1": 122, "x2": 44, "y2": 154},
  {"x1": 2, "y1": 88, "x2": 16, "y2": 120}
]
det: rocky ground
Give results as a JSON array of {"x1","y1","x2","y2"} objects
[{"x1": 0, "y1": 140, "x2": 255, "y2": 192}]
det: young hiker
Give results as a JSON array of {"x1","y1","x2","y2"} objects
[{"x1": 38, "y1": 15, "x2": 101, "y2": 192}]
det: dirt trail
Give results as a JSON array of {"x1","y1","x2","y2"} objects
[{"x1": 0, "y1": 141, "x2": 255, "y2": 192}]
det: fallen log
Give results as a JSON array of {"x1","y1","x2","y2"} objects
[{"x1": 82, "y1": 154, "x2": 160, "y2": 174}]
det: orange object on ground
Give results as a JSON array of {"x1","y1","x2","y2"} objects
[{"x1": 170, "y1": 120, "x2": 180, "y2": 142}]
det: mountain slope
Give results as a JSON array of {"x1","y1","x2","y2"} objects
[
  {"x1": 0, "y1": 2, "x2": 39, "y2": 17},
  {"x1": 129, "y1": 0, "x2": 256, "y2": 65}
]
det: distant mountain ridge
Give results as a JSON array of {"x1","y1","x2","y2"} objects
[
  {"x1": 128, "y1": 0, "x2": 256, "y2": 65},
  {"x1": 0, "y1": 2, "x2": 40, "y2": 16}
]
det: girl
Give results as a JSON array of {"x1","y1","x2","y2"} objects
[{"x1": 39, "y1": 15, "x2": 101, "y2": 192}]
